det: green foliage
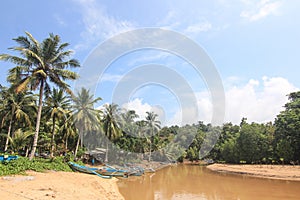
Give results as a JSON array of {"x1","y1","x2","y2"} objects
[
  {"x1": 0, "y1": 156, "x2": 72, "y2": 176},
  {"x1": 274, "y1": 92, "x2": 300, "y2": 161}
]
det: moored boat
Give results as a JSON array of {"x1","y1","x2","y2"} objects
[
  {"x1": 68, "y1": 162, "x2": 112, "y2": 179},
  {"x1": 0, "y1": 155, "x2": 18, "y2": 162}
]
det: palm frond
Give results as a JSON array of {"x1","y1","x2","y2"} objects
[
  {"x1": 16, "y1": 77, "x2": 31, "y2": 93},
  {"x1": 25, "y1": 31, "x2": 40, "y2": 49}
]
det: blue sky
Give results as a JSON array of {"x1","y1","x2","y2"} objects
[{"x1": 1, "y1": 0, "x2": 299, "y2": 125}]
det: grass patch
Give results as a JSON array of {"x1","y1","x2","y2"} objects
[{"x1": 0, "y1": 156, "x2": 73, "y2": 176}]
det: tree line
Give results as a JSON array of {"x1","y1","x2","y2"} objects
[{"x1": 0, "y1": 32, "x2": 299, "y2": 164}]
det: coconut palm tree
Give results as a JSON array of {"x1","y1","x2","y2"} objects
[
  {"x1": 120, "y1": 109, "x2": 139, "y2": 134},
  {"x1": 0, "y1": 32, "x2": 80, "y2": 159},
  {"x1": 44, "y1": 88, "x2": 71, "y2": 157},
  {"x1": 0, "y1": 87, "x2": 36, "y2": 152},
  {"x1": 72, "y1": 88, "x2": 102, "y2": 158},
  {"x1": 60, "y1": 112, "x2": 77, "y2": 152},
  {"x1": 102, "y1": 103, "x2": 122, "y2": 162},
  {"x1": 145, "y1": 111, "x2": 161, "y2": 162},
  {"x1": 6, "y1": 128, "x2": 34, "y2": 156}
]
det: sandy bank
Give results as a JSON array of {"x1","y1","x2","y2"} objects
[
  {"x1": 207, "y1": 164, "x2": 300, "y2": 181},
  {"x1": 0, "y1": 171, "x2": 124, "y2": 200}
]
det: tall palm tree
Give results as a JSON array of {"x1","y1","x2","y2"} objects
[
  {"x1": 45, "y1": 88, "x2": 71, "y2": 157},
  {"x1": 102, "y1": 103, "x2": 122, "y2": 162},
  {"x1": 145, "y1": 111, "x2": 161, "y2": 162},
  {"x1": 72, "y1": 88, "x2": 102, "y2": 158},
  {"x1": 0, "y1": 32, "x2": 80, "y2": 159}
]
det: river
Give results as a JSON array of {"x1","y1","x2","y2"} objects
[{"x1": 118, "y1": 164, "x2": 300, "y2": 200}]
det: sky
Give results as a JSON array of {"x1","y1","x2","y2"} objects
[{"x1": 0, "y1": 0, "x2": 300, "y2": 126}]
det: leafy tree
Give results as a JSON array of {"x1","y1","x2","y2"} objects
[
  {"x1": 236, "y1": 122, "x2": 267, "y2": 163},
  {"x1": 275, "y1": 91, "x2": 300, "y2": 161},
  {"x1": 0, "y1": 32, "x2": 80, "y2": 159}
]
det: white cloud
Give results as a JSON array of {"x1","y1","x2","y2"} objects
[
  {"x1": 122, "y1": 98, "x2": 152, "y2": 120},
  {"x1": 224, "y1": 76, "x2": 297, "y2": 124},
  {"x1": 115, "y1": 76, "x2": 298, "y2": 126},
  {"x1": 240, "y1": 0, "x2": 282, "y2": 22},
  {"x1": 73, "y1": 0, "x2": 136, "y2": 50},
  {"x1": 188, "y1": 76, "x2": 297, "y2": 125}
]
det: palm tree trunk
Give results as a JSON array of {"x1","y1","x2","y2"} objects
[
  {"x1": 148, "y1": 129, "x2": 153, "y2": 162},
  {"x1": 65, "y1": 135, "x2": 68, "y2": 152},
  {"x1": 25, "y1": 147, "x2": 29, "y2": 157},
  {"x1": 149, "y1": 140, "x2": 152, "y2": 162},
  {"x1": 50, "y1": 115, "x2": 56, "y2": 158},
  {"x1": 74, "y1": 134, "x2": 80, "y2": 158},
  {"x1": 74, "y1": 126, "x2": 82, "y2": 158},
  {"x1": 29, "y1": 80, "x2": 44, "y2": 160},
  {"x1": 105, "y1": 140, "x2": 109, "y2": 162},
  {"x1": 4, "y1": 113, "x2": 14, "y2": 152}
]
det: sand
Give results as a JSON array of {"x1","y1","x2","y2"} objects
[
  {"x1": 0, "y1": 171, "x2": 124, "y2": 200},
  {"x1": 207, "y1": 164, "x2": 300, "y2": 181}
]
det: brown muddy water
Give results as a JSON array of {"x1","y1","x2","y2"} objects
[{"x1": 118, "y1": 164, "x2": 300, "y2": 200}]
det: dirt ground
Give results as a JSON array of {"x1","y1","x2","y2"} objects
[
  {"x1": 0, "y1": 171, "x2": 124, "y2": 200},
  {"x1": 207, "y1": 164, "x2": 300, "y2": 181}
]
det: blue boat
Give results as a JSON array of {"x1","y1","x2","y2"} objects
[
  {"x1": 0, "y1": 155, "x2": 18, "y2": 162},
  {"x1": 68, "y1": 162, "x2": 112, "y2": 179}
]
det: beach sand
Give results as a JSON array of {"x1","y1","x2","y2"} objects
[
  {"x1": 207, "y1": 164, "x2": 300, "y2": 181},
  {"x1": 0, "y1": 171, "x2": 124, "y2": 200}
]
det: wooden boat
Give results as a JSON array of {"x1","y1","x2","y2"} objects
[
  {"x1": 68, "y1": 162, "x2": 112, "y2": 179},
  {"x1": 123, "y1": 164, "x2": 144, "y2": 176},
  {"x1": 0, "y1": 155, "x2": 18, "y2": 162},
  {"x1": 97, "y1": 164, "x2": 129, "y2": 177},
  {"x1": 96, "y1": 168, "x2": 128, "y2": 177}
]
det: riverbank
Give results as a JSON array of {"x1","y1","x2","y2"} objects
[
  {"x1": 0, "y1": 171, "x2": 124, "y2": 200},
  {"x1": 207, "y1": 164, "x2": 300, "y2": 181}
]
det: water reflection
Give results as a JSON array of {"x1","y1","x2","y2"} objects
[{"x1": 118, "y1": 165, "x2": 300, "y2": 200}]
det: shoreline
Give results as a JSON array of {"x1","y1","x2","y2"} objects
[
  {"x1": 0, "y1": 161, "x2": 172, "y2": 200},
  {"x1": 206, "y1": 164, "x2": 300, "y2": 181},
  {"x1": 0, "y1": 171, "x2": 124, "y2": 200}
]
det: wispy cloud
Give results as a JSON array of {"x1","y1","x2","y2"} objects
[
  {"x1": 240, "y1": 0, "x2": 282, "y2": 22},
  {"x1": 100, "y1": 73, "x2": 123, "y2": 82},
  {"x1": 157, "y1": 10, "x2": 213, "y2": 37},
  {"x1": 53, "y1": 14, "x2": 66, "y2": 26},
  {"x1": 73, "y1": 0, "x2": 136, "y2": 50},
  {"x1": 127, "y1": 51, "x2": 171, "y2": 67},
  {"x1": 184, "y1": 21, "x2": 212, "y2": 35}
]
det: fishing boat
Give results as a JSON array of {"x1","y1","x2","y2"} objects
[
  {"x1": 123, "y1": 163, "x2": 144, "y2": 176},
  {"x1": 68, "y1": 162, "x2": 112, "y2": 179},
  {"x1": 0, "y1": 155, "x2": 18, "y2": 162},
  {"x1": 96, "y1": 168, "x2": 129, "y2": 177},
  {"x1": 97, "y1": 164, "x2": 129, "y2": 177}
]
